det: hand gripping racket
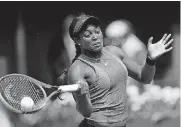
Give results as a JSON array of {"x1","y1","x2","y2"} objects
[{"x1": 0, "y1": 73, "x2": 80, "y2": 114}]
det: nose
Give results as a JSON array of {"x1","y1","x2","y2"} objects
[{"x1": 92, "y1": 33, "x2": 98, "y2": 41}]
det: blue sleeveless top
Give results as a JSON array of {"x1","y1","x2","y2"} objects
[{"x1": 76, "y1": 47, "x2": 129, "y2": 126}]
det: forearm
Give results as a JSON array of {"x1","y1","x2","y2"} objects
[
  {"x1": 73, "y1": 93, "x2": 93, "y2": 117},
  {"x1": 141, "y1": 56, "x2": 156, "y2": 84},
  {"x1": 141, "y1": 63, "x2": 156, "y2": 83}
]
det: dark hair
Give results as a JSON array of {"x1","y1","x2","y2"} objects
[
  {"x1": 56, "y1": 40, "x2": 81, "y2": 85},
  {"x1": 57, "y1": 13, "x2": 100, "y2": 85}
]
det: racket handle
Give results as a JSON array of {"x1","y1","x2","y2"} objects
[{"x1": 58, "y1": 84, "x2": 80, "y2": 92}]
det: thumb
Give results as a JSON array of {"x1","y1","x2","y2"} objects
[{"x1": 148, "y1": 37, "x2": 153, "y2": 47}]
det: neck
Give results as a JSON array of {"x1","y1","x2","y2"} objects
[{"x1": 82, "y1": 49, "x2": 102, "y2": 60}]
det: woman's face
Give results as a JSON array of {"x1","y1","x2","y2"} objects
[{"x1": 78, "y1": 24, "x2": 104, "y2": 52}]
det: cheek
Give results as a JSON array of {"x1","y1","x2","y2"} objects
[
  {"x1": 100, "y1": 33, "x2": 103, "y2": 38},
  {"x1": 81, "y1": 40, "x2": 92, "y2": 49},
  {"x1": 99, "y1": 33, "x2": 104, "y2": 42}
]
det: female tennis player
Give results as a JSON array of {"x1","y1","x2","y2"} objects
[{"x1": 64, "y1": 13, "x2": 173, "y2": 127}]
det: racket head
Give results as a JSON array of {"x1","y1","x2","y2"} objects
[{"x1": 0, "y1": 73, "x2": 47, "y2": 114}]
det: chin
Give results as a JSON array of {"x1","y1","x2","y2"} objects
[{"x1": 92, "y1": 46, "x2": 103, "y2": 52}]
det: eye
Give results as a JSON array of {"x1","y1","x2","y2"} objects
[
  {"x1": 95, "y1": 28, "x2": 100, "y2": 34},
  {"x1": 84, "y1": 31, "x2": 91, "y2": 38}
]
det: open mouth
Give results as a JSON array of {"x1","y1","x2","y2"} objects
[{"x1": 94, "y1": 42, "x2": 101, "y2": 47}]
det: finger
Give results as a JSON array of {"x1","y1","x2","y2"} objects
[
  {"x1": 165, "y1": 39, "x2": 174, "y2": 48},
  {"x1": 148, "y1": 37, "x2": 153, "y2": 46},
  {"x1": 163, "y1": 34, "x2": 171, "y2": 44},
  {"x1": 165, "y1": 47, "x2": 173, "y2": 53},
  {"x1": 84, "y1": 83, "x2": 89, "y2": 94},
  {"x1": 161, "y1": 34, "x2": 167, "y2": 40}
]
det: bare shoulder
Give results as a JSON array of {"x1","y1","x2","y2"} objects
[
  {"x1": 69, "y1": 60, "x2": 84, "y2": 72},
  {"x1": 68, "y1": 60, "x2": 85, "y2": 78},
  {"x1": 68, "y1": 60, "x2": 89, "y2": 84},
  {"x1": 104, "y1": 46, "x2": 126, "y2": 59}
]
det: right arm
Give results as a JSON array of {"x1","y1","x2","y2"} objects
[{"x1": 68, "y1": 61, "x2": 93, "y2": 117}]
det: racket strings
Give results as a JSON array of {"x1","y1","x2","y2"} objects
[
  {"x1": 0, "y1": 75, "x2": 45, "y2": 112},
  {"x1": 1, "y1": 76, "x2": 30, "y2": 110},
  {"x1": 0, "y1": 77, "x2": 21, "y2": 109},
  {"x1": 31, "y1": 83, "x2": 44, "y2": 109}
]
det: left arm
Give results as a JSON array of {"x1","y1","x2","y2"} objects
[
  {"x1": 121, "y1": 50, "x2": 156, "y2": 84},
  {"x1": 107, "y1": 33, "x2": 173, "y2": 84}
]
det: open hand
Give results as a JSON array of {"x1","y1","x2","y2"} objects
[{"x1": 147, "y1": 34, "x2": 174, "y2": 60}]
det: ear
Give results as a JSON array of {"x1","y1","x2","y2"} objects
[{"x1": 74, "y1": 38, "x2": 81, "y2": 45}]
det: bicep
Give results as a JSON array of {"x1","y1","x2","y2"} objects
[
  {"x1": 67, "y1": 64, "x2": 86, "y2": 97},
  {"x1": 68, "y1": 63, "x2": 86, "y2": 84}
]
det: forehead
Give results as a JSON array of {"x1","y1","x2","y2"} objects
[
  {"x1": 82, "y1": 24, "x2": 99, "y2": 32},
  {"x1": 77, "y1": 23, "x2": 100, "y2": 39}
]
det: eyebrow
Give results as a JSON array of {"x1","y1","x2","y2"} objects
[
  {"x1": 84, "y1": 30, "x2": 91, "y2": 33},
  {"x1": 86, "y1": 26, "x2": 99, "y2": 31}
]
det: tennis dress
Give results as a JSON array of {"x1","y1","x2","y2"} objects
[{"x1": 77, "y1": 47, "x2": 129, "y2": 127}]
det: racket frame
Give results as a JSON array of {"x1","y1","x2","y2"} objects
[
  {"x1": 0, "y1": 73, "x2": 80, "y2": 114},
  {"x1": 0, "y1": 73, "x2": 47, "y2": 114}
]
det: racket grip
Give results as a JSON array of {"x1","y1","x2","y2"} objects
[{"x1": 58, "y1": 84, "x2": 80, "y2": 92}]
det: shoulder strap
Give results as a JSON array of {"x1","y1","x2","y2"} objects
[{"x1": 76, "y1": 55, "x2": 97, "y2": 75}]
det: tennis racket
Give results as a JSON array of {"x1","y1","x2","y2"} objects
[{"x1": 0, "y1": 73, "x2": 80, "y2": 114}]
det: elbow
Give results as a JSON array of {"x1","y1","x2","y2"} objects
[
  {"x1": 140, "y1": 71, "x2": 153, "y2": 84},
  {"x1": 142, "y1": 80, "x2": 152, "y2": 84},
  {"x1": 82, "y1": 110, "x2": 92, "y2": 117},
  {"x1": 76, "y1": 105, "x2": 93, "y2": 118},
  {"x1": 141, "y1": 77, "x2": 152, "y2": 84},
  {"x1": 82, "y1": 106, "x2": 93, "y2": 117}
]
